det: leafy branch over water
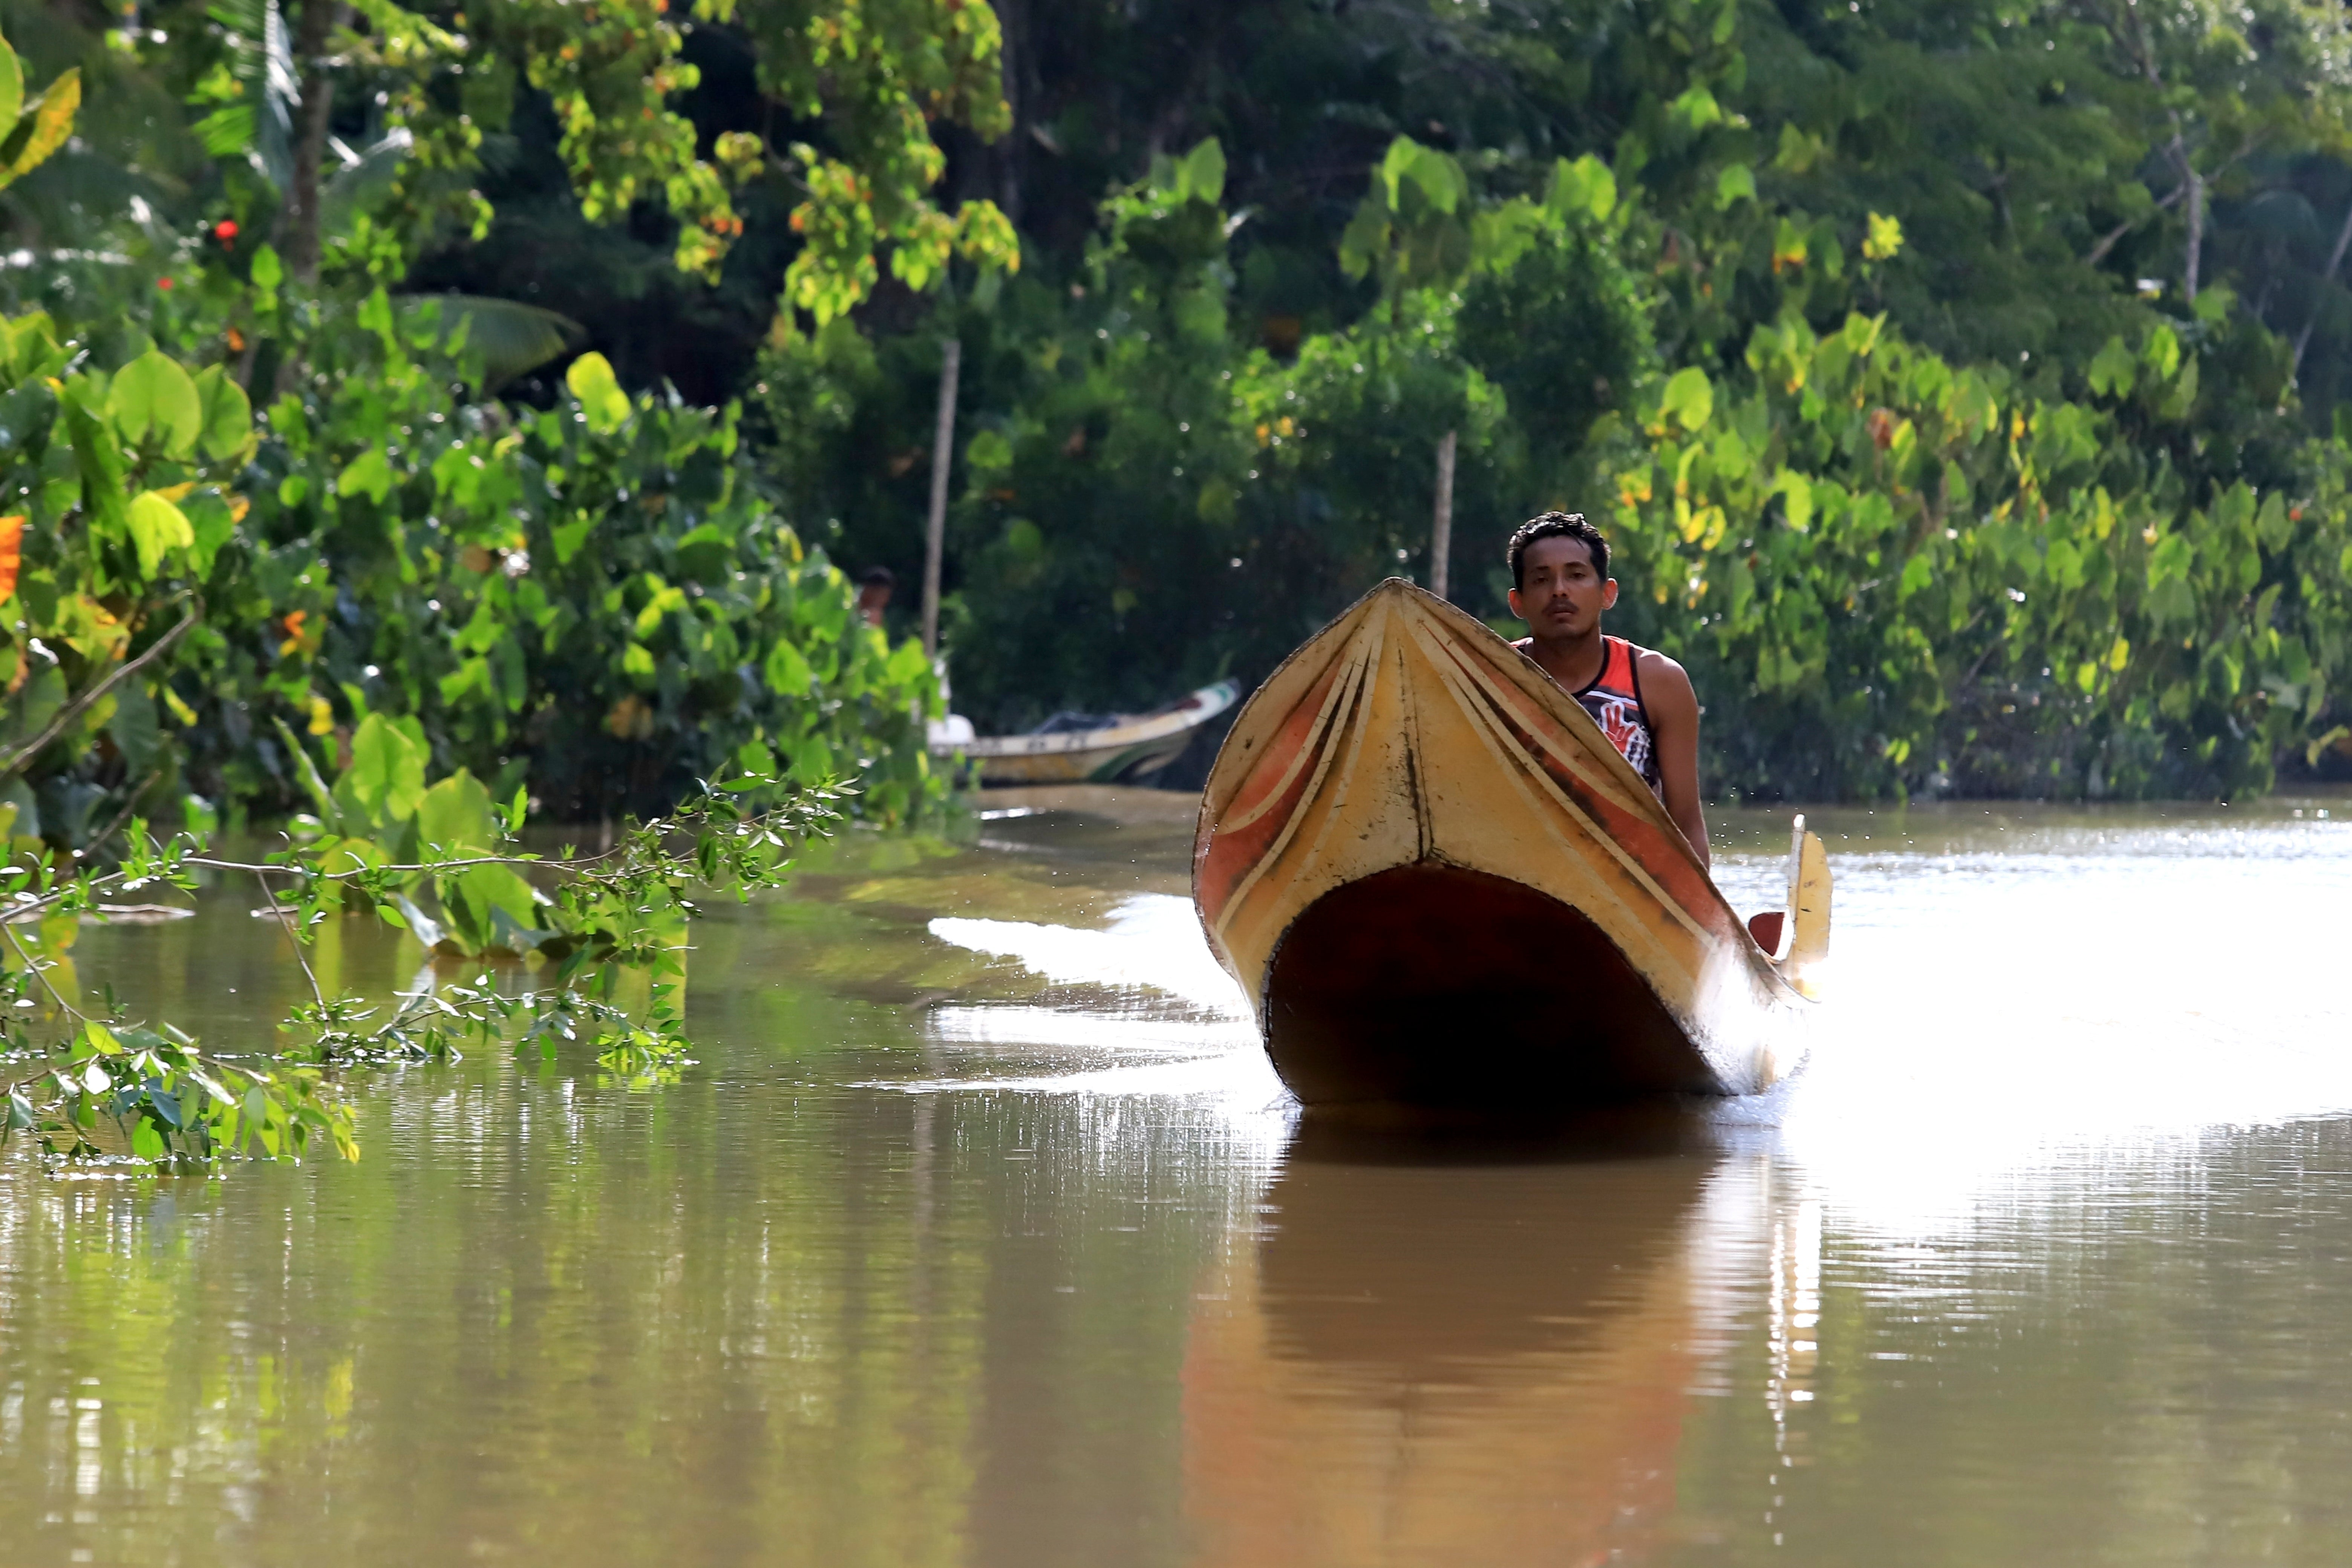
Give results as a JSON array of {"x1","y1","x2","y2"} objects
[{"x1": 0, "y1": 767, "x2": 843, "y2": 1169}]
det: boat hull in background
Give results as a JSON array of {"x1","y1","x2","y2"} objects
[
  {"x1": 935, "y1": 680, "x2": 1241, "y2": 786},
  {"x1": 1193, "y1": 579, "x2": 1806, "y2": 1113}
]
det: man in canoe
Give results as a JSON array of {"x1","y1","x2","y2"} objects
[{"x1": 1506, "y1": 512, "x2": 1710, "y2": 870}]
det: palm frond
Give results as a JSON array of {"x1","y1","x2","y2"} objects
[
  {"x1": 201, "y1": 0, "x2": 296, "y2": 187},
  {"x1": 400, "y1": 294, "x2": 587, "y2": 388},
  {"x1": 321, "y1": 129, "x2": 412, "y2": 237}
]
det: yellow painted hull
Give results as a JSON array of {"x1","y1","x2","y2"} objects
[{"x1": 1192, "y1": 579, "x2": 1805, "y2": 1109}]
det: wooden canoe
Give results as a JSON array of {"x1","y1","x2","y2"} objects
[
  {"x1": 1192, "y1": 579, "x2": 1823, "y2": 1112},
  {"x1": 934, "y1": 679, "x2": 1241, "y2": 786}
]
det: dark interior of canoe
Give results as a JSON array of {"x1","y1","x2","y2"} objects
[{"x1": 1261, "y1": 863, "x2": 1722, "y2": 1111}]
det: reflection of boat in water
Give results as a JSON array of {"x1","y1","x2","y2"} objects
[
  {"x1": 1193, "y1": 579, "x2": 1826, "y2": 1113},
  {"x1": 1182, "y1": 1124, "x2": 1736, "y2": 1566},
  {"x1": 932, "y1": 680, "x2": 1242, "y2": 786}
]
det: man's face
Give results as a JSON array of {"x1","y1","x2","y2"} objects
[{"x1": 1508, "y1": 536, "x2": 1617, "y2": 639}]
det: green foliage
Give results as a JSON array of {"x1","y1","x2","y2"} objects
[
  {"x1": 769, "y1": 142, "x2": 1649, "y2": 730},
  {"x1": 177, "y1": 301, "x2": 947, "y2": 827},
  {"x1": 1597, "y1": 304, "x2": 2339, "y2": 798}
]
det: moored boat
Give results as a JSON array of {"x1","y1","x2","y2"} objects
[
  {"x1": 1192, "y1": 579, "x2": 1827, "y2": 1113},
  {"x1": 935, "y1": 679, "x2": 1241, "y2": 787}
]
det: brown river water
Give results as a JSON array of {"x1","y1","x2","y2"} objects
[{"x1": 3, "y1": 785, "x2": 2351, "y2": 1566}]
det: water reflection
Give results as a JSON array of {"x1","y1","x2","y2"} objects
[{"x1": 1184, "y1": 1116, "x2": 1743, "y2": 1568}]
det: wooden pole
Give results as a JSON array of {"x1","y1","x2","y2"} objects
[
  {"x1": 1430, "y1": 428, "x2": 1458, "y2": 600},
  {"x1": 922, "y1": 336, "x2": 962, "y2": 656}
]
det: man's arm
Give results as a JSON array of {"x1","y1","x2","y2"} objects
[{"x1": 1638, "y1": 651, "x2": 1710, "y2": 872}]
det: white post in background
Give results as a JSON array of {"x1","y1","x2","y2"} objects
[
  {"x1": 1430, "y1": 427, "x2": 1458, "y2": 600},
  {"x1": 922, "y1": 336, "x2": 963, "y2": 656}
]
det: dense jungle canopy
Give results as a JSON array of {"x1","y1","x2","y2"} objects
[{"x1": 10, "y1": 0, "x2": 2352, "y2": 836}]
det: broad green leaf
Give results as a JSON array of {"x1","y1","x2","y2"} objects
[
  {"x1": 193, "y1": 365, "x2": 254, "y2": 462},
  {"x1": 1669, "y1": 85, "x2": 1723, "y2": 130},
  {"x1": 552, "y1": 512, "x2": 596, "y2": 565},
  {"x1": 1898, "y1": 553, "x2": 1934, "y2": 600},
  {"x1": 415, "y1": 770, "x2": 499, "y2": 853},
  {"x1": 0, "y1": 36, "x2": 24, "y2": 137},
  {"x1": 885, "y1": 637, "x2": 931, "y2": 684},
  {"x1": 2086, "y1": 336, "x2": 2136, "y2": 399},
  {"x1": 339, "y1": 712, "x2": 429, "y2": 828},
  {"x1": 763, "y1": 637, "x2": 813, "y2": 693},
  {"x1": 449, "y1": 863, "x2": 540, "y2": 937},
  {"x1": 622, "y1": 642, "x2": 657, "y2": 680},
  {"x1": 1177, "y1": 137, "x2": 1226, "y2": 205},
  {"x1": 125, "y1": 490, "x2": 195, "y2": 578},
  {"x1": 251, "y1": 245, "x2": 283, "y2": 292},
  {"x1": 671, "y1": 523, "x2": 733, "y2": 584},
  {"x1": 2143, "y1": 322, "x2": 2182, "y2": 381},
  {"x1": 566, "y1": 352, "x2": 631, "y2": 435},
  {"x1": 1660, "y1": 367, "x2": 1713, "y2": 432},
  {"x1": 107, "y1": 351, "x2": 204, "y2": 456},
  {"x1": 1548, "y1": 155, "x2": 1616, "y2": 222},
  {"x1": 1772, "y1": 470, "x2": 1812, "y2": 532},
  {"x1": 1714, "y1": 163, "x2": 1756, "y2": 209},
  {"x1": 61, "y1": 394, "x2": 128, "y2": 542},
  {"x1": 337, "y1": 447, "x2": 394, "y2": 504},
  {"x1": 2256, "y1": 491, "x2": 2291, "y2": 550},
  {"x1": 181, "y1": 491, "x2": 238, "y2": 576}
]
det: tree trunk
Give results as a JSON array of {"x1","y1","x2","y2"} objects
[
  {"x1": 2183, "y1": 160, "x2": 2204, "y2": 302},
  {"x1": 1430, "y1": 429, "x2": 1458, "y2": 601},
  {"x1": 280, "y1": 0, "x2": 343, "y2": 286},
  {"x1": 922, "y1": 336, "x2": 963, "y2": 657}
]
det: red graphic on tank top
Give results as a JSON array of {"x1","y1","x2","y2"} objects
[{"x1": 1581, "y1": 691, "x2": 1655, "y2": 781}]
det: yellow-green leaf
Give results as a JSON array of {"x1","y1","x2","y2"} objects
[
  {"x1": 0, "y1": 36, "x2": 24, "y2": 139},
  {"x1": 337, "y1": 447, "x2": 394, "y2": 504},
  {"x1": 107, "y1": 350, "x2": 204, "y2": 457},
  {"x1": 193, "y1": 365, "x2": 254, "y2": 463},
  {"x1": 565, "y1": 352, "x2": 631, "y2": 435},
  {"x1": 0, "y1": 67, "x2": 75, "y2": 188},
  {"x1": 125, "y1": 490, "x2": 195, "y2": 579},
  {"x1": 1660, "y1": 367, "x2": 1713, "y2": 432}
]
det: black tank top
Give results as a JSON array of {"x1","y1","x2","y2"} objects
[{"x1": 1514, "y1": 634, "x2": 1663, "y2": 797}]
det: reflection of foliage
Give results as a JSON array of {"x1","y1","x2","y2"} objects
[{"x1": 0, "y1": 766, "x2": 842, "y2": 1167}]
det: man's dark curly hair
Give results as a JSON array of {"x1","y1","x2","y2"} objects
[{"x1": 1508, "y1": 511, "x2": 1609, "y2": 588}]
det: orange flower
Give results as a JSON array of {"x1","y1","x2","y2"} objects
[
  {"x1": 0, "y1": 516, "x2": 22, "y2": 605},
  {"x1": 279, "y1": 609, "x2": 308, "y2": 657}
]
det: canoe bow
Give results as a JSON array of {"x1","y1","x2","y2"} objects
[{"x1": 1193, "y1": 579, "x2": 1807, "y2": 1110}]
